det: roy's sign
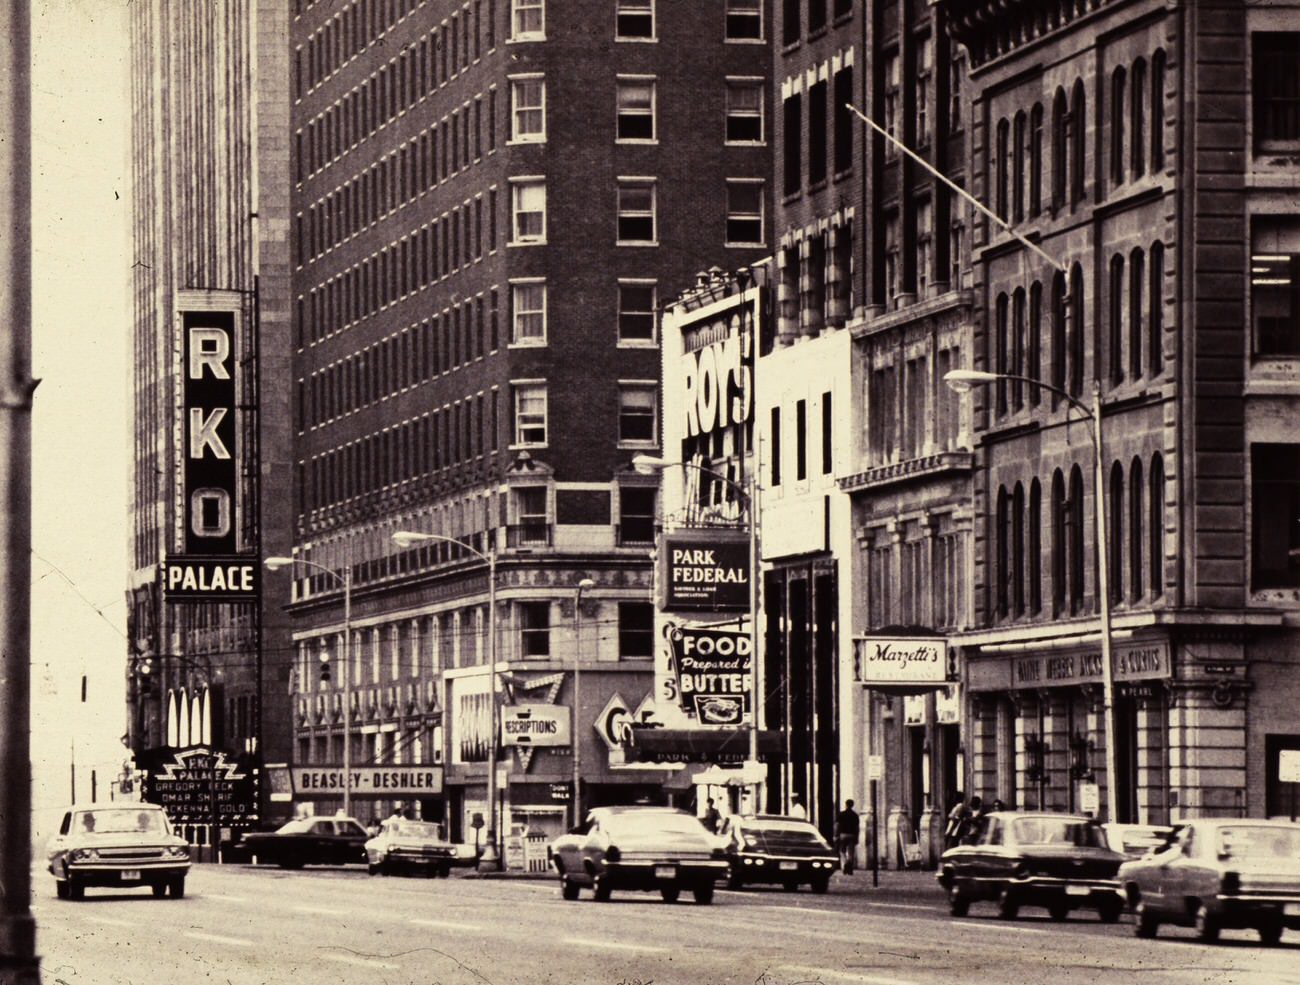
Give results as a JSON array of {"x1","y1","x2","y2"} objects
[{"x1": 179, "y1": 299, "x2": 239, "y2": 556}]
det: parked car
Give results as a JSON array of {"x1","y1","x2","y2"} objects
[
  {"x1": 1104, "y1": 822, "x2": 1177, "y2": 859},
  {"x1": 1118, "y1": 818, "x2": 1300, "y2": 945},
  {"x1": 550, "y1": 806, "x2": 729, "y2": 904},
  {"x1": 45, "y1": 803, "x2": 190, "y2": 900},
  {"x1": 718, "y1": 815, "x2": 839, "y2": 893},
  {"x1": 242, "y1": 815, "x2": 369, "y2": 868},
  {"x1": 365, "y1": 819, "x2": 456, "y2": 877},
  {"x1": 937, "y1": 811, "x2": 1126, "y2": 922}
]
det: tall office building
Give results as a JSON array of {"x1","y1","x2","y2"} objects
[
  {"x1": 286, "y1": 0, "x2": 771, "y2": 843},
  {"x1": 127, "y1": 0, "x2": 296, "y2": 832}
]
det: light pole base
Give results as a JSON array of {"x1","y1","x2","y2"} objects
[{"x1": 479, "y1": 839, "x2": 502, "y2": 871}]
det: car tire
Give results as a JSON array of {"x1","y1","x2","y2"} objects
[
  {"x1": 592, "y1": 877, "x2": 612, "y2": 903},
  {"x1": 1048, "y1": 902, "x2": 1070, "y2": 922},
  {"x1": 67, "y1": 880, "x2": 84, "y2": 902},
  {"x1": 1194, "y1": 903, "x2": 1219, "y2": 943},
  {"x1": 660, "y1": 886, "x2": 680, "y2": 903},
  {"x1": 152, "y1": 884, "x2": 167, "y2": 899},
  {"x1": 169, "y1": 877, "x2": 186, "y2": 899},
  {"x1": 55, "y1": 880, "x2": 68, "y2": 900},
  {"x1": 693, "y1": 884, "x2": 714, "y2": 905},
  {"x1": 948, "y1": 889, "x2": 970, "y2": 918},
  {"x1": 726, "y1": 871, "x2": 743, "y2": 891},
  {"x1": 438, "y1": 865, "x2": 450, "y2": 878},
  {"x1": 561, "y1": 875, "x2": 580, "y2": 901},
  {"x1": 997, "y1": 890, "x2": 1019, "y2": 920},
  {"x1": 368, "y1": 863, "x2": 379, "y2": 876},
  {"x1": 811, "y1": 876, "x2": 830, "y2": 895},
  {"x1": 1258, "y1": 921, "x2": 1283, "y2": 947},
  {"x1": 782, "y1": 880, "x2": 799, "y2": 893},
  {"x1": 1133, "y1": 903, "x2": 1158, "y2": 938},
  {"x1": 1098, "y1": 900, "x2": 1122, "y2": 924}
]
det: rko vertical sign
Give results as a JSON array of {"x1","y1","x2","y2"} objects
[{"x1": 182, "y1": 306, "x2": 237, "y2": 554}]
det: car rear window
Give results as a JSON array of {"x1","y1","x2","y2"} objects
[
  {"x1": 390, "y1": 821, "x2": 442, "y2": 839},
  {"x1": 1219, "y1": 826, "x2": 1300, "y2": 859},
  {"x1": 1012, "y1": 817, "x2": 1105, "y2": 847},
  {"x1": 610, "y1": 814, "x2": 707, "y2": 837}
]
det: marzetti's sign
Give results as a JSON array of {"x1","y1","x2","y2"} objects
[
  {"x1": 290, "y1": 766, "x2": 444, "y2": 797},
  {"x1": 854, "y1": 636, "x2": 949, "y2": 686}
]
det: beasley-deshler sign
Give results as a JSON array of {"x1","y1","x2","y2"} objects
[
  {"x1": 854, "y1": 636, "x2": 950, "y2": 686},
  {"x1": 661, "y1": 530, "x2": 750, "y2": 611},
  {"x1": 290, "y1": 766, "x2": 444, "y2": 797}
]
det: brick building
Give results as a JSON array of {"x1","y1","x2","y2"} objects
[
  {"x1": 285, "y1": 0, "x2": 771, "y2": 845},
  {"x1": 943, "y1": 0, "x2": 1300, "y2": 824}
]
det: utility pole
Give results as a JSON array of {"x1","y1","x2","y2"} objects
[{"x1": 0, "y1": 0, "x2": 41, "y2": 978}]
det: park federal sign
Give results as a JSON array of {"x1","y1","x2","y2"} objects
[{"x1": 661, "y1": 528, "x2": 750, "y2": 612}]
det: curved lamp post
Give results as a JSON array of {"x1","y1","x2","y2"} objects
[
  {"x1": 632, "y1": 453, "x2": 764, "y2": 804},
  {"x1": 572, "y1": 578, "x2": 595, "y2": 827},
  {"x1": 264, "y1": 556, "x2": 352, "y2": 818},
  {"x1": 943, "y1": 368, "x2": 1119, "y2": 824},
  {"x1": 391, "y1": 530, "x2": 500, "y2": 868}
]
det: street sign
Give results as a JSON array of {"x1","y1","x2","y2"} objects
[
  {"x1": 1280, "y1": 750, "x2": 1300, "y2": 784},
  {"x1": 867, "y1": 755, "x2": 884, "y2": 781},
  {"x1": 549, "y1": 782, "x2": 571, "y2": 802},
  {"x1": 1080, "y1": 782, "x2": 1100, "y2": 816}
]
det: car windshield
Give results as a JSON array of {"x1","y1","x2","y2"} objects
[
  {"x1": 274, "y1": 818, "x2": 315, "y2": 835},
  {"x1": 1218, "y1": 826, "x2": 1300, "y2": 860},
  {"x1": 608, "y1": 813, "x2": 707, "y2": 837},
  {"x1": 389, "y1": 821, "x2": 442, "y2": 839},
  {"x1": 1012, "y1": 817, "x2": 1105, "y2": 847},
  {"x1": 76, "y1": 809, "x2": 166, "y2": 835},
  {"x1": 743, "y1": 822, "x2": 827, "y2": 844}
]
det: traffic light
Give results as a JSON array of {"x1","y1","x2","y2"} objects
[{"x1": 318, "y1": 650, "x2": 332, "y2": 683}]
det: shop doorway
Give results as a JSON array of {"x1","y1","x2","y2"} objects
[{"x1": 1113, "y1": 695, "x2": 1139, "y2": 823}]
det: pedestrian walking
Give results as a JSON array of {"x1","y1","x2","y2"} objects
[
  {"x1": 835, "y1": 800, "x2": 860, "y2": 874},
  {"x1": 702, "y1": 797, "x2": 721, "y2": 834},
  {"x1": 789, "y1": 794, "x2": 807, "y2": 820},
  {"x1": 945, "y1": 792, "x2": 975, "y2": 849}
]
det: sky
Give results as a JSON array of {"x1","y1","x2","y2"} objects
[{"x1": 29, "y1": 0, "x2": 132, "y2": 841}]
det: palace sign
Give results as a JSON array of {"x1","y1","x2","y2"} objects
[{"x1": 161, "y1": 556, "x2": 259, "y2": 601}]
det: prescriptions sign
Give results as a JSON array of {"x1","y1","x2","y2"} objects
[{"x1": 500, "y1": 704, "x2": 571, "y2": 747}]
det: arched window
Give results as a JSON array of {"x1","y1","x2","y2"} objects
[
  {"x1": 1029, "y1": 103, "x2": 1044, "y2": 217},
  {"x1": 1129, "y1": 247, "x2": 1145, "y2": 380},
  {"x1": 1069, "y1": 263, "x2": 1085, "y2": 398},
  {"x1": 1028, "y1": 281, "x2": 1043, "y2": 406},
  {"x1": 1150, "y1": 453, "x2": 1165, "y2": 597},
  {"x1": 1051, "y1": 469, "x2": 1067, "y2": 614},
  {"x1": 1151, "y1": 50, "x2": 1166, "y2": 172},
  {"x1": 996, "y1": 118, "x2": 1010, "y2": 221},
  {"x1": 1052, "y1": 88, "x2": 1068, "y2": 211},
  {"x1": 1110, "y1": 67, "x2": 1126, "y2": 187},
  {"x1": 1130, "y1": 58, "x2": 1146, "y2": 177},
  {"x1": 1051, "y1": 271, "x2": 1068, "y2": 401},
  {"x1": 1109, "y1": 461, "x2": 1125, "y2": 604},
  {"x1": 1012, "y1": 288, "x2": 1026, "y2": 410},
  {"x1": 1013, "y1": 111, "x2": 1027, "y2": 223},
  {"x1": 1029, "y1": 478, "x2": 1043, "y2": 614},
  {"x1": 1070, "y1": 80, "x2": 1086, "y2": 208},
  {"x1": 996, "y1": 292, "x2": 1009, "y2": 415},
  {"x1": 1129, "y1": 457, "x2": 1144, "y2": 600},
  {"x1": 1149, "y1": 241, "x2": 1164, "y2": 376},
  {"x1": 996, "y1": 485, "x2": 1011, "y2": 618},
  {"x1": 1013, "y1": 482, "x2": 1026, "y2": 616},
  {"x1": 1109, "y1": 253, "x2": 1125, "y2": 386},
  {"x1": 1069, "y1": 464, "x2": 1085, "y2": 613}
]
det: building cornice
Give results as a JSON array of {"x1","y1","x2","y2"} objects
[{"x1": 838, "y1": 451, "x2": 976, "y2": 493}]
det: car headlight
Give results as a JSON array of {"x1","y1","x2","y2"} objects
[
  {"x1": 165, "y1": 845, "x2": 190, "y2": 860},
  {"x1": 604, "y1": 845, "x2": 621, "y2": 863},
  {"x1": 1220, "y1": 871, "x2": 1240, "y2": 895},
  {"x1": 742, "y1": 835, "x2": 758, "y2": 849},
  {"x1": 70, "y1": 848, "x2": 99, "y2": 862}
]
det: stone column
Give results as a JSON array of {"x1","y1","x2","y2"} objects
[
  {"x1": 776, "y1": 242, "x2": 800, "y2": 345},
  {"x1": 1136, "y1": 691, "x2": 1168, "y2": 824},
  {"x1": 1168, "y1": 685, "x2": 1247, "y2": 820}
]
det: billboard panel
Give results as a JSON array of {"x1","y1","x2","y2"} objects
[
  {"x1": 180, "y1": 304, "x2": 238, "y2": 555},
  {"x1": 661, "y1": 528, "x2": 750, "y2": 612}
]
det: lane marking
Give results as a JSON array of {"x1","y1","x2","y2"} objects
[
  {"x1": 409, "y1": 918, "x2": 483, "y2": 931},
  {"x1": 87, "y1": 916, "x2": 134, "y2": 928},
  {"x1": 762, "y1": 904, "x2": 857, "y2": 919},
  {"x1": 781, "y1": 969, "x2": 916, "y2": 985},
  {"x1": 562, "y1": 937, "x2": 668, "y2": 953},
  {"x1": 962, "y1": 922, "x2": 1050, "y2": 935},
  {"x1": 204, "y1": 893, "x2": 248, "y2": 903},
  {"x1": 865, "y1": 901, "x2": 933, "y2": 911},
  {"x1": 184, "y1": 930, "x2": 252, "y2": 947},
  {"x1": 321, "y1": 953, "x2": 399, "y2": 970},
  {"x1": 294, "y1": 904, "x2": 346, "y2": 916}
]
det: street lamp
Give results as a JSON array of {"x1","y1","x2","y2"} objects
[
  {"x1": 943, "y1": 368, "x2": 1120, "y2": 824},
  {"x1": 264, "y1": 556, "x2": 353, "y2": 818},
  {"x1": 391, "y1": 530, "x2": 499, "y2": 868},
  {"x1": 631, "y1": 454, "x2": 764, "y2": 802},
  {"x1": 572, "y1": 578, "x2": 595, "y2": 827}
]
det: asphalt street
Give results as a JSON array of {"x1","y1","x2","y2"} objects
[{"x1": 34, "y1": 863, "x2": 1298, "y2": 985}]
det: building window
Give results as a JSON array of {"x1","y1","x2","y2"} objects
[
  {"x1": 1011, "y1": 288, "x2": 1026, "y2": 410},
  {"x1": 996, "y1": 486, "x2": 1011, "y2": 619},
  {"x1": 1012, "y1": 111, "x2": 1026, "y2": 223},
  {"x1": 833, "y1": 66, "x2": 852, "y2": 173},
  {"x1": 1129, "y1": 248, "x2": 1145, "y2": 379},
  {"x1": 616, "y1": 77, "x2": 656, "y2": 141},
  {"x1": 726, "y1": 0, "x2": 762, "y2": 41},
  {"x1": 726, "y1": 79, "x2": 764, "y2": 143},
  {"x1": 782, "y1": 0, "x2": 799, "y2": 46},
  {"x1": 883, "y1": 50, "x2": 900, "y2": 158},
  {"x1": 510, "y1": 0, "x2": 543, "y2": 40},
  {"x1": 783, "y1": 93, "x2": 802, "y2": 195},
  {"x1": 994, "y1": 292, "x2": 1009, "y2": 415},
  {"x1": 885, "y1": 212, "x2": 900, "y2": 305},
  {"x1": 821, "y1": 391, "x2": 833, "y2": 474},
  {"x1": 618, "y1": 281, "x2": 656, "y2": 342},
  {"x1": 1151, "y1": 50, "x2": 1166, "y2": 171},
  {"x1": 510, "y1": 179, "x2": 546, "y2": 243},
  {"x1": 808, "y1": 79, "x2": 828, "y2": 184},
  {"x1": 1051, "y1": 470, "x2": 1067, "y2": 614},
  {"x1": 770, "y1": 406, "x2": 781, "y2": 486},
  {"x1": 949, "y1": 53, "x2": 964, "y2": 135},
  {"x1": 1129, "y1": 458, "x2": 1144, "y2": 600},
  {"x1": 1108, "y1": 253, "x2": 1124, "y2": 386},
  {"x1": 1253, "y1": 444, "x2": 1300, "y2": 589},
  {"x1": 1130, "y1": 58, "x2": 1146, "y2": 178},
  {"x1": 510, "y1": 280, "x2": 546, "y2": 344},
  {"x1": 916, "y1": 197, "x2": 932, "y2": 297},
  {"x1": 615, "y1": 0, "x2": 654, "y2": 40},
  {"x1": 1070, "y1": 80, "x2": 1086, "y2": 208},
  {"x1": 618, "y1": 385, "x2": 657, "y2": 444},
  {"x1": 1069, "y1": 263, "x2": 1085, "y2": 398},
  {"x1": 794, "y1": 398, "x2": 807, "y2": 480},
  {"x1": 1149, "y1": 240, "x2": 1165, "y2": 374},
  {"x1": 725, "y1": 180, "x2": 764, "y2": 245},
  {"x1": 510, "y1": 77, "x2": 545, "y2": 142},
  {"x1": 617, "y1": 180, "x2": 656, "y2": 242},
  {"x1": 1029, "y1": 102, "x2": 1043, "y2": 217},
  {"x1": 1110, "y1": 67, "x2": 1126, "y2": 188},
  {"x1": 1252, "y1": 216, "x2": 1300, "y2": 357},
  {"x1": 1069, "y1": 465, "x2": 1085, "y2": 613},
  {"x1": 618, "y1": 486, "x2": 657, "y2": 545},
  {"x1": 995, "y1": 118, "x2": 1009, "y2": 221},
  {"x1": 513, "y1": 383, "x2": 547, "y2": 445},
  {"x1": 1109, "y1": 462, "x2": 1125, "y2": 604},
  {"x1": 519, "y1": 601, "x2": 550, "y2": 657},
  {"x1": 916, "y1": 33, "x2": 933, "y2": 147},
  {"x1": 1149, "y1": 453, "x2": 1165, "y2": 597},
  {"x1": 1254, "y1": 33, "x2": 1300, "y2": 151},
  {"x1": 1029, "y1": 479, "x2": 1042, "y2": 614},
  {"x1": 618, "y1": 602, "x2": 654, "y2": 659}
]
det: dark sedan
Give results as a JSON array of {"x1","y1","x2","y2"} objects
[
  {"x1": 938, "y1": 811, "x2": 1126, "y2": 922},
  {"x1": 719, "y1": 815, "x2": 839, "y2": 893},
  {"x1": 243, "y1": 815, "x2": 369, "y2": 868},
  {"x1": 550, "y1": 806, "x2": 729, "y2": 904}
]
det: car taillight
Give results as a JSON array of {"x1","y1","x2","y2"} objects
[
  {"x1": 605, "y1": 845, "x2": 620, "y2": 862},
  {"x1": 1220, "y1": 871, "x2": 1240, "y2": 896},
  {"x1": 711, "y1": 846, "x2": 726, "y2": 860},
  {"x1": 1012, "y1": 862, "x2": 1029, "y2": 879}
]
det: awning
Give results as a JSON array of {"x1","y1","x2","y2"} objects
[{"x1": 624, "y1": 727, "x2": 783, "y2": 765}]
